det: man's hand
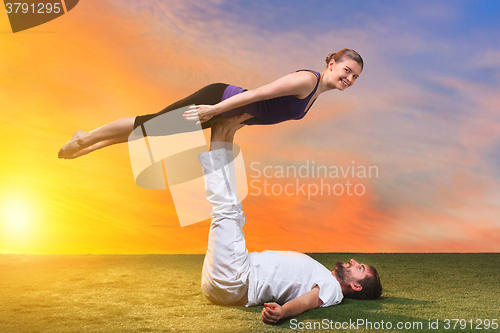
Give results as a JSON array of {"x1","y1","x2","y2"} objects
[
  {"x1": 261, "y1": 302, "x2": 282, "y2": 324},
  {"x1": 261, "y1": 286, "x2": 323, "y2": 324}
]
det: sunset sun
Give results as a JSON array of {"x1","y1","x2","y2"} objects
[{"x1": 1, "y1": 196, "x2": 35, "y2": 238}]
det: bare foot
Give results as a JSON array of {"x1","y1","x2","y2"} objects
[
  {"x1": 58, "y1": 130, "x2": 88, "y2": 159},
  {"x1": 66, "y1": 143, "x2": 96, "y2": 159},
  {"x1": 211, "y1": 113, "x2": 253, "y2": 134},
  {"x1": 210, "y1": 114, "x2": 252, "y2": 151},
  {"x1": 65, "y1": 137, "x2": 127, "y2": 159},
  {"x1": 229, "y1": 122, "x2": 247, "y2": 134}
]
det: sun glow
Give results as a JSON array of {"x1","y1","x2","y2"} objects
[{"x1": 1, "y1": 196, "x2": 35, "y2": 238}]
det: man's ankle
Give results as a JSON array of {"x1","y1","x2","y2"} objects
[{"x1": 210, "y1": 141, "x2": 227, "y2": 151}]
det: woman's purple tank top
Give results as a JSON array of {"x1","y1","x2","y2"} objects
[{"x1": 220, "y1": 70, "x2": 321, "y2": 125}]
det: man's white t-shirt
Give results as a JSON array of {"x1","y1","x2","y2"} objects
[{"x1": 245, "y1": 251, "x2": 343, "y2": 307}]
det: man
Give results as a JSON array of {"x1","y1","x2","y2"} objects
[{"x1": 199, "y1": 113, "x2": 382, "y2": 324}]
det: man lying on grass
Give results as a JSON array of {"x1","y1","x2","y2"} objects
[{"x1": 199, "y1": 113, "x2": 382, "y2": 324}]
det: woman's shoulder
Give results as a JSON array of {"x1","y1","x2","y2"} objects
[
  {"x1": 292, "y1": 70, "x2": 320, "y2": 86},
  {"x1": 289, "y1": 70, "x2": 320, "y2": 97},
  {"x1": 295, "y1": 69, "x2": 320, "y2": 80}
]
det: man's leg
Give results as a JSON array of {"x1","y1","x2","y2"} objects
[{"x1": 199, "y1": 114, "x2": 251, "y2": 305}]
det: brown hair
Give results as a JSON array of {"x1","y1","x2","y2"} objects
[
  {"x1": 325, "y1": 49, "x2": 364, "y2": 70},
  {"x1": 346, "y1": 265, "x2": 382, "y2": 300}
]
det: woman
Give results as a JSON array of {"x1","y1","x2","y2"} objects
[{"x1": 58, "y1": 49, "x2": 363, "y2": 159}]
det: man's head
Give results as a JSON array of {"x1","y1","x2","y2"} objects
[{"x1": 332, "y1": 259, "x2": 382, "y2": 300}]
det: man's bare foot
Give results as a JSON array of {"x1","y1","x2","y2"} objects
[
  {"x1": 58, "y1": 130, "x2": 88, "y2": 159},
  {"x1": 210, "y1": 113, "x2": 252, "y2": 151},
  {"x1": 211, "y1": 113, "x2": 252, "y2": 136},
  {"x1": 228, "y1": 123, "x2": 246, "y2": 135}
]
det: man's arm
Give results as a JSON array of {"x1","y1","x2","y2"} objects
[{"x1": 261, "y1": 285, "x2": 324, "y2": 324}]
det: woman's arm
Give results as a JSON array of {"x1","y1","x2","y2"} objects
[
  {"x1": 184, "y1": 71, "x2": 318, "y2": 124},
  {"x1": 215, "y1": 71, "x2": 317, "y2": 115}
]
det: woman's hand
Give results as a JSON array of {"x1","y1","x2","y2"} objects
[
  {"x1": 183, "y1": 105, "x2": 217, "y2": 125},
  {"x1": 261, "y1": 302, "x2": 282, "y2": 324}
]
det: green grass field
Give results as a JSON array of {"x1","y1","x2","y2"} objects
[{"x1": 1, "y1": 253, "x2": 499, "y2": 332}]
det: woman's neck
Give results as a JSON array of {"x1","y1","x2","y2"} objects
[{"x1": 317, "y1": 69, "x2": 338, "y2": 94}]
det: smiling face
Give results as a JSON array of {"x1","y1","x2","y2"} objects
[{"x1": 327, "y1": 58, "x2": 362, "y2": 91}]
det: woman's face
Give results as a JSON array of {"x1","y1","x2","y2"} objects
[{"x1": 328, "y1": 58, "x2": 362, "y2": 91}]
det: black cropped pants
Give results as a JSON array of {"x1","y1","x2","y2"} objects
[{"x1": 133, "y1": 83, "x2": 229, "y2": 131}]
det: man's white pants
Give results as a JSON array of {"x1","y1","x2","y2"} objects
[{"x1": 199, "y1": 149, "x2": 250, "y2": 305}]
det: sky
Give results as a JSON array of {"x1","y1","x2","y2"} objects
[{"x1": 0, "y1": 0, "x2": 499, "y2": 254}]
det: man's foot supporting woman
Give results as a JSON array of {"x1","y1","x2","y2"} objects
[{"x1": 210, "y1": 113, "x2": 253, "y2": 151}]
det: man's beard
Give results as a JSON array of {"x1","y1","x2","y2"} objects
[{"x1": 333, "y1": 261, "x2": 347, "y2": 282}]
